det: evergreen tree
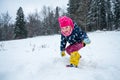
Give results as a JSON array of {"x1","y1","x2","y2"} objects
[
  {"x1": 114, "y1": 0, "x2": 120, "y2": 30},
  {"x1": 14, "y1": 7, "x2": 27, "y2": 39},
  {"x1": 67, "y1": 0, "x2": 91, "y2": 31},
  {"x1": 87, "y1": 0, "x2": 108, "y2": 31},
  {"x1": 99, "y1": 0, "x2": 107, "y2": 30},
  {"x1": 106, "y1": 0, "x2": 114, "y2": 30},
  {"x1": 54, "y1": 6, "x2": 60, "y2": 34},
  {"x1": 48, "y1": 9, "x2": 54, "y2": 34},
  {"x1": 67, "y1": 0, "x2": 82, "y2": 27},
  {"x1": 87, "y1": 0, "x2": 100, "y2": 31},
  {"x1": 67, "y1": 0, "x2": 80, "y2": 19}
]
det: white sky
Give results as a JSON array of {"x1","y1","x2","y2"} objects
[{"x1": 0, "y1": 0, "x2": 68, "y2": 20}]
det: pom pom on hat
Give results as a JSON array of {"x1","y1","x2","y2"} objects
[{"x1": 58, "y1": 16, "x2": 74, "y2": 29}]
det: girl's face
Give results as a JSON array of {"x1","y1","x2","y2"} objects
[{"x1": 61, "y1": 26, "x2": 72, "y2": 36}]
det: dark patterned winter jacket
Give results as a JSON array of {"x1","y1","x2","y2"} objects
[{"x1": 60, "y1": 23, "x2": 88, "y2": 51}]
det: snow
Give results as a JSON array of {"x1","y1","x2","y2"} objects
[{"x1": 0, "y1": 31, "x2": 120, "y2": 80}]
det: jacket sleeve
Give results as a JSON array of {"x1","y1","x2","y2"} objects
[
  {"x1": 60, "y1": 35, "x2": 67, "y2": 51},
  {"x1": 77, "y1": 27, "x2": 88, "y2": 41}
]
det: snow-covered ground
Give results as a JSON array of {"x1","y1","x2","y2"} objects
[{"x1": 0, "y1": 31, "x2": 120, "y2": 80}]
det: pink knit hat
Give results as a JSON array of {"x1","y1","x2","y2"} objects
[{"x1": 58, "y1": 16, "x2": 74, "y2": 29}]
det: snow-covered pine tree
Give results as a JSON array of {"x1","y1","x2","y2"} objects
[
  {"x1": 114, "y1": 0, "x2": 120, "y2": 30},
  {"x1": 67, "y1": 0, "x2": 80, "y2": 19},
  {"x1": 67, "y1": 0, "x2": 84, "y2": 27},
  {"x1": 99, "y1": 0, "x2": 107, "y2": 30},
  {"x1": 14, "y1": 7, "x2": 27, "y2": 39},
  {"x1": 87, "y1": 0, "x2": 100, "y2": 31},
  {"x1": 54, "y1": 6, "x2": 60, "y2": 34},
  {"x1": 67, "y1": 0, "x2": 91, "y2": 31},
  {"x1": 106, "y1": 0, "x2": 114, "y2": 30},
  {"x1": 87, "y1": 0, "x2": 109, "y2": 31}
]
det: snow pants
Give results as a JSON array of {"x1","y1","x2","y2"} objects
[{"x1": 66, "y1": 42, "x2": 84, "y2": 55}]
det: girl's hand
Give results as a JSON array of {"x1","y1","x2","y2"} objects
[
  {"x1": 61, "y1": 51, "x2": 66, "y2": 57},
  {"x1": 83, "y1": 38, "x2": 91, "y2": 44}
]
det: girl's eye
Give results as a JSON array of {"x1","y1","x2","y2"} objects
[{"x1": 66, "y1": 27, "x2": 69, "y2": 29}]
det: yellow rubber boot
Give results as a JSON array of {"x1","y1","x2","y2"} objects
[{"x1": 70, "y1": 51, "x2": 81, "y2": 67}]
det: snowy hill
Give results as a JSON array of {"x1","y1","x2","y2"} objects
[{"x1": 0, "y1": 31, "x2": 120, "y2": 80}]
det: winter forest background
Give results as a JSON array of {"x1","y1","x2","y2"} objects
[{"x1": 0, "y1": 0, "x2": 120, "y2": 41}]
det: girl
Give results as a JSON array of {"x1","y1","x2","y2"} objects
[{"x1": 58, "y1": 16, "x2": 91, "y2": 67}]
